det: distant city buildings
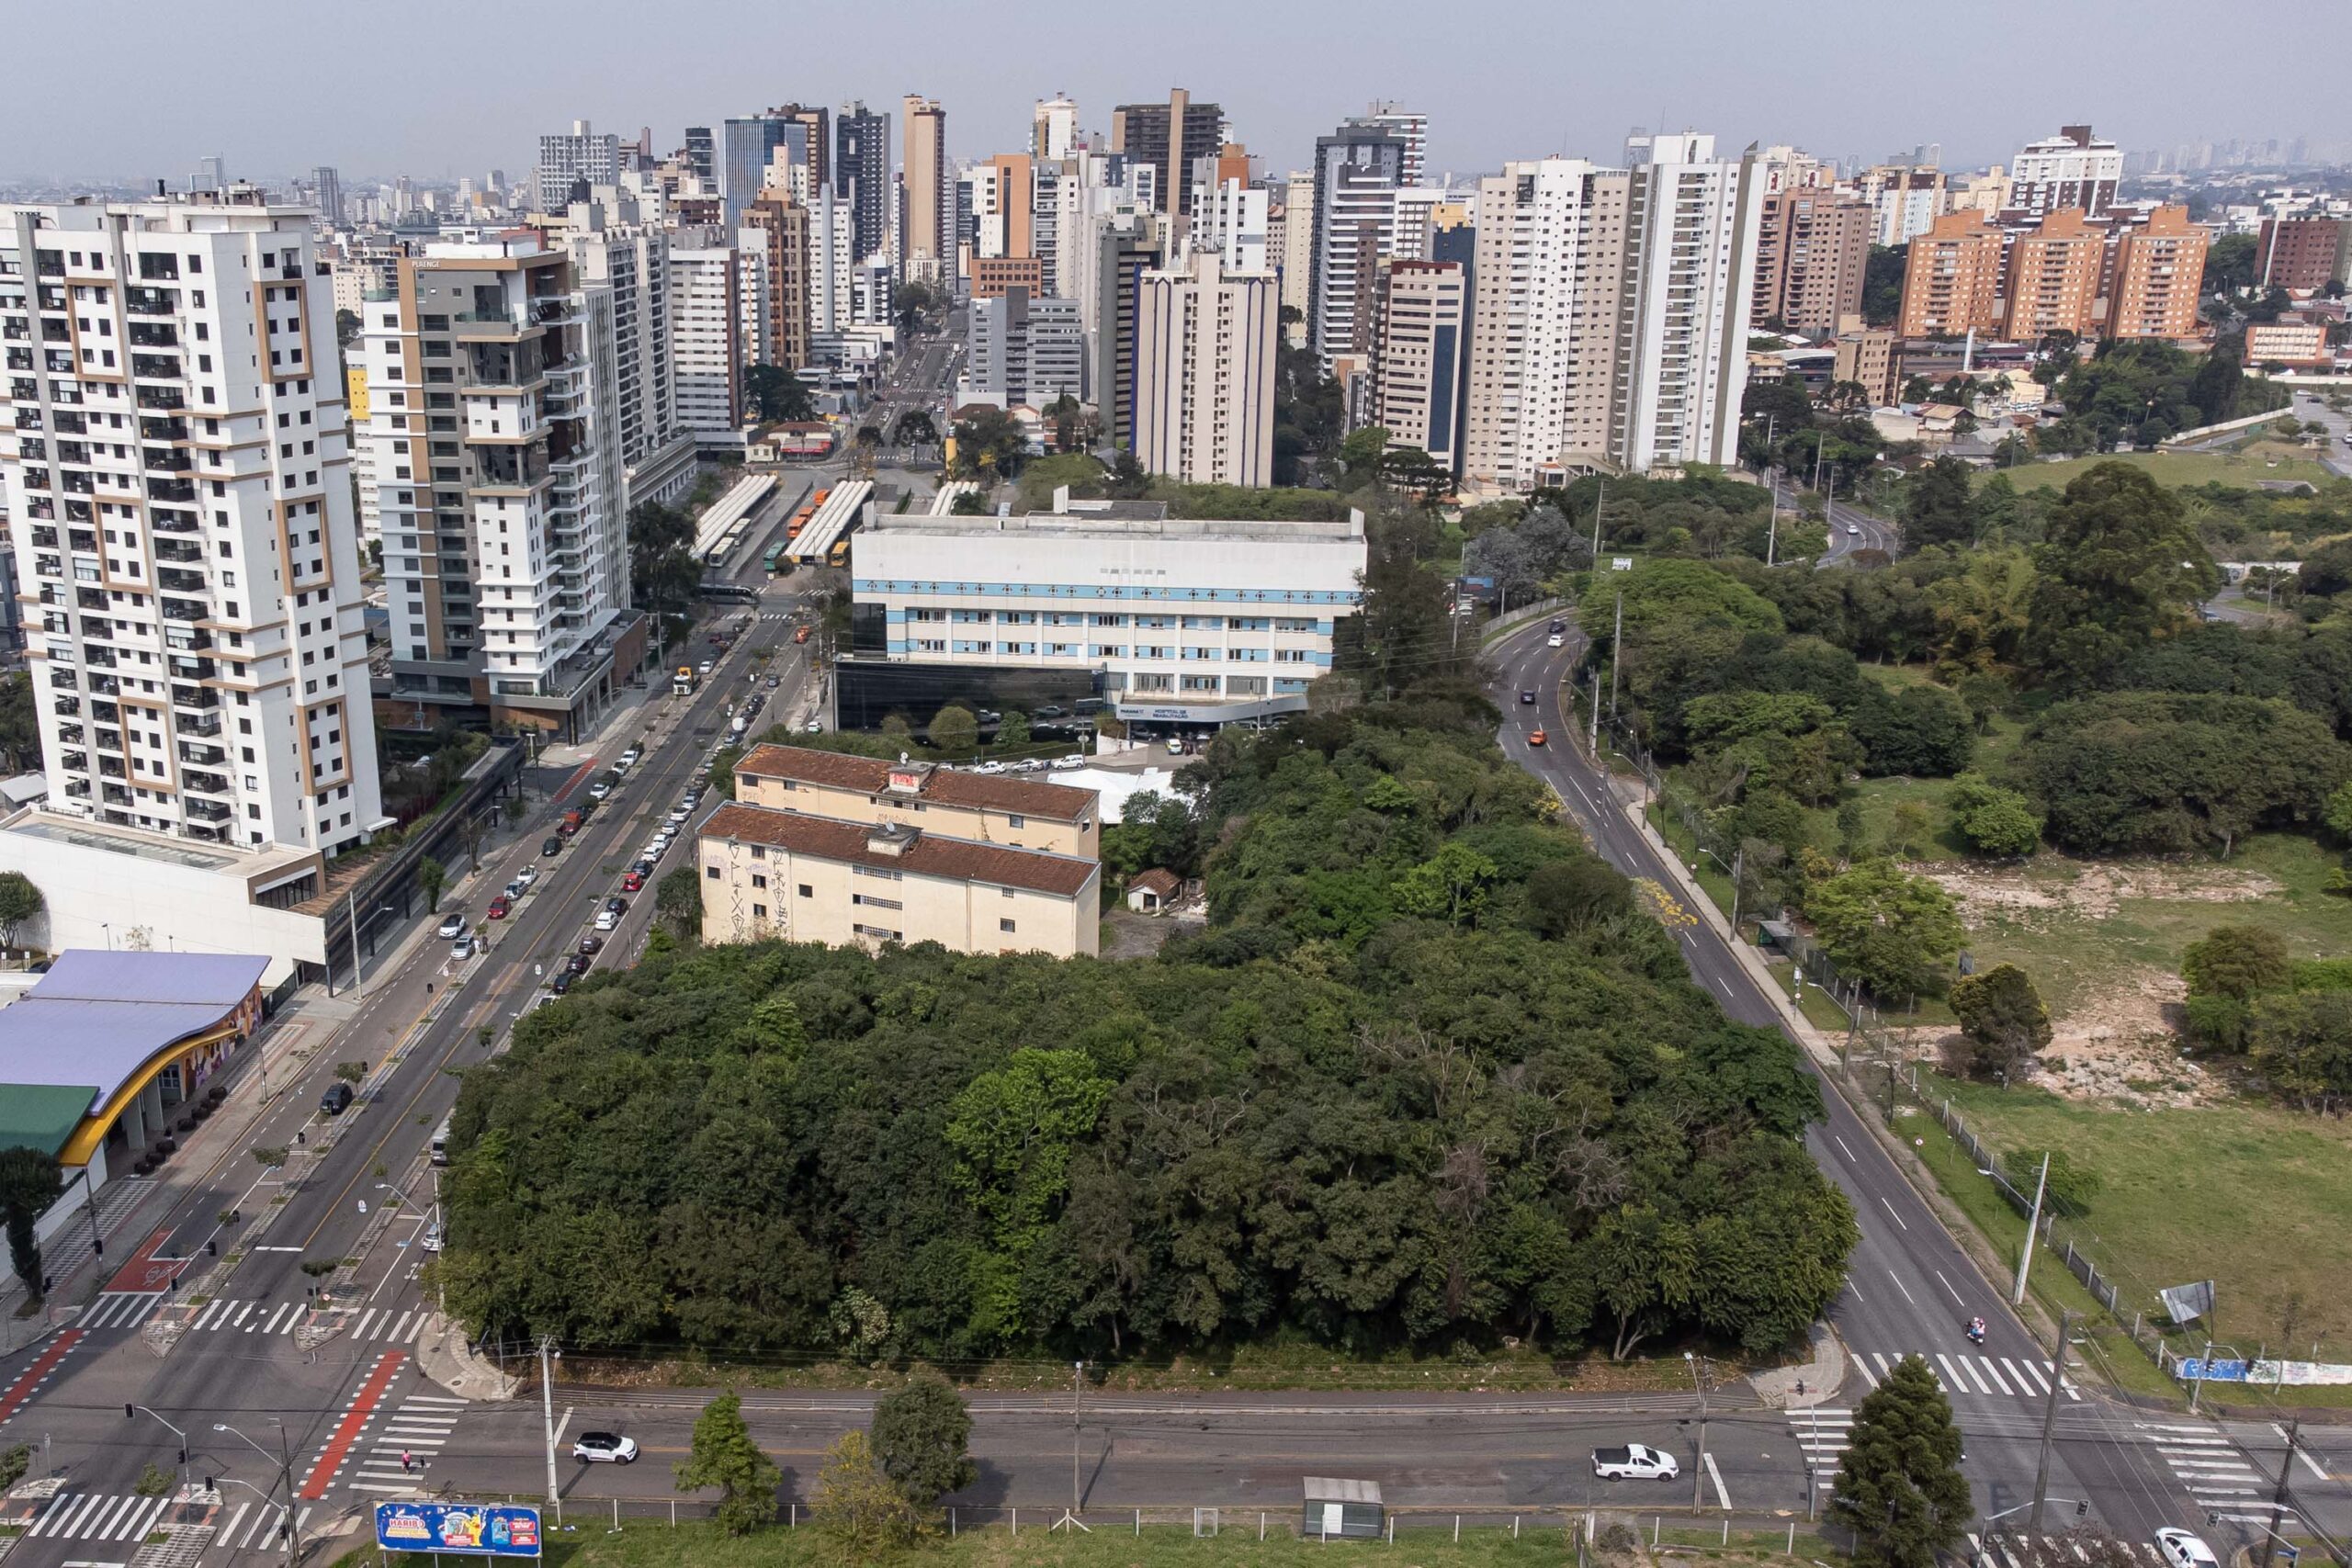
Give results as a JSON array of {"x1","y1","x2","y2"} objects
[{"x1": 535, "y1": 119, "x2": 621, "y2": 211}]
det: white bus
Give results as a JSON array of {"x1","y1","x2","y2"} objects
[{"x1": 430, "y1": 1115, "x2": 454, "y2": 1167}]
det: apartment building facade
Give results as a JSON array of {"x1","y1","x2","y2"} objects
[
  {"x1": 534, "y1": 120, "x2": 620, "y2": 212},
  {"x1": 666, "y1": 235, "x2": 745, "y2": 446},
  {"x1": 965, "y1": 287, "x2": 1084, "y2": 408},
  {"x1": 2106, "y1": 205, "x2": 2209, "y2": 342},
  {"x1": 2256, "y1": 217, "x2": 2351, "y2": 293},
  {"x1": 1110, "y1": 91, "x2": 1223, "y2": 219},
  {"x1": 834, "y1": 103, "x2": 891, "y2": 265},
  {"x1": 1752, "y1": 189, "x2": 1872, "y2": 334},
  {"x1": 742, "y1": 190, "x2": 810, "y2": 369},
  {"x1": 560, "y1": 189, "x2": 694, "y2": 511},
  {"x1": 359, "y1": 235, "x2": 636, "y2": 740},
  {"x1": 900, "y1": 96, "x2": 948, "y2": 281},
  {"x1": 2008, "y1": 126, "x2": 2122, "y2": 219},
  {"x1": 1370, "y1": 259, "x2": 1468, "y2": 474},
  {"x1": 2002, "y1": 208, "x2": 2106, "y2": 340},
  {"x1": 732, "y1": 742, "x2": 1099, "y2": 855},
  {"x1": 1898, "y1": 211, "x2": 2005, "y2": 336},
  {"x1": 1307, "y1": 120, "x2": 1410, "y2": 372},
  {"x1": 1133, "y1": 251, "x2": 1278, "y2": 487},
  {"x1": 1, "y1": 197, "x2": 386, "y2": 853}
]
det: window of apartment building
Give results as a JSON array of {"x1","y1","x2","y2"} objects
[
  {"x1": 852, "y1": 893, "x2": 902, "y2": 910},
  {"x1": 705, "y1": 864, "x2": 719, "y2": 879},
  {"x1": 797, "y1": 884, "x2": 813, "y2": 897},
  {"x1": 1000, "y1": 918, "x2": 1017, "y2": 933}
]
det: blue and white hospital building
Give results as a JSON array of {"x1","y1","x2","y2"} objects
[{"x1": 852, "y1": 497, "x2": 1369, "y2": 728}]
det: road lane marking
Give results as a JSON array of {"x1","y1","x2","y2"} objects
[
  {"x1": 1832, "y1": 1135, "x2": 1857, "y2": 1161},
  {"x1": 0, "y1": 1327, "x2": 84, "y2": 1427},
  {"x1": 1884, "y1": 1269, "x2": 1916, "y2": 1305},
  {"x1": 111, "y1": 1499, "x2": 164, "y2": 1541},
  {"x1": 2271, "y1": 1424, "x2": 2330, "y2": 1479},
  {"x1": 1877, "y1": 1197, "x2": 1908, "y2": 1231},
  {"x1": 1932, "y1": 1269, "x2": 1964, "y2": 1306},
  {"x1": 299, "y1": 1349, "x2": 406, "y2": 1500},
  {"x1": 1703, "y1": 1450, "x2": 1730, "y2": 1509},
  {"x1": 1975, "y1": 1356, "x2": 2015, "y2": 1396},
  {"x1": 218, "y1": 1503, "x2": 248, "y2": 1546},
  {"x1": 554, "y1": 1405, "x2": 573, "y2": 1448}
]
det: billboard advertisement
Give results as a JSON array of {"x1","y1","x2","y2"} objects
[{"x1": 374, "y1": 1502, "x2": 542, "y2": 1557}]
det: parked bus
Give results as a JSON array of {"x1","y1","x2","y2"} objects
[
  {"x1": 827, "y1": 536, "x2": 851, "y2": 569},
  {"x1": 786, "y1": 505, "x2": 814, "y2": 540},
  {"x1": 430, "y1": 1115, "x2": 454, "y2": 1167},
  {"x1": 762, "y1": 541, "x2": 786, "y2": 573}
]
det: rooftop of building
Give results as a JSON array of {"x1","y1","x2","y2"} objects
[
  {"x1": 735, "y1": 743, "x2": 1099, "y2": 822},
  {"x1": 0, "y1": 951, "x2": 268, "y2": 1153},
  {"x1": 703, "y1": 802, "x2": 1099, "y2": 898},
  {"x1": 3, "y1": 807, "x2": 322, "y2": 881},
  {"x1": 866, "y1": 492, "x2": 1367, "y2": 545}
]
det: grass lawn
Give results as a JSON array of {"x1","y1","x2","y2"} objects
[
  {"x1": 1909, "y1": 1072, "x2": 2352, "y2": 1379},
  {"x1": 336, "y1": 1522, "x2": 1841, "y2": 1568},
  {"x1": 1992, "y1": 443, "x2": 2335, "y2": 494}
]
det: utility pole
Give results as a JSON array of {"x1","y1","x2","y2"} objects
[
  {"x1": 1768, "y1": 472, "x2": 1781, "y2": 567},
  {"x1": 2012, "y1": 1152, "x2": 2050, "y2": 1306},
  {"x1": 277, "y1": 1421, "x2": 300, "y2": 1568},
  {"x1": 1608, "y1": 592, "x2": 1623, "y2": 720},
  {"x1": 1071, "y1": 1360, "x2": 1083, "y2": 1514},
  {"x1": 1588, "y1": 670, "x2": 1601, "y2": 757},
  {"x1": 538, "y1": 1336, "x2": 560, "y2": 1504},
  {"x1": 2030, "y1": 1309, "x2": 2072, "y2": 1534},
  {"x1": 2259, "y1": 1416, "x2": 2301, "y2": 1568},
  {"x1": 1590, "y1": 480, "x2": 1605, "y2": 565},
  {"x1": 2189, "y1": 1337, "x2": 2214, "y2": 1415},
  {"x1": 1687, "y1": 1352, "x2": 1710, "y2": 1512},
  {"x1": 1728, "y1": 846, "x2": 1745, "y2": 931}
]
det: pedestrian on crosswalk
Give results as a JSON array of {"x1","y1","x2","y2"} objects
[{"x1": 401, "y1": 1450, "x2": 413, "y2": 1474}]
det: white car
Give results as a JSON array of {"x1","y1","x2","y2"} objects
[
  {"x1": 641, "y1": 840, "x2": 666, "y2": 862},
  {"x1": 697, "y1": 660, "x2": 714, "y2": 676},
  {"x1": 447, "y1": 937, "x2": 475, "y2": 963},
  {"x1": 594, "y1": 908, "x2": 621, "y2": 931},
  {"x1": 2154, "y1": 1531, "x2": 2219, "y2": 1568},
  {"x1": 617, "y1": 747, "x2": 642, "y2": 770},
  {"x1": 1848, "y1": 524, "x2": 1861, "y2": 536},
  {"x1": 435, "y1": 914, "x2": 467, "y2": 940},
  {"x1": 804, "y1": 719, "x2": 823, "y2": 734},
  {"x1": 514, "y1": 864, "x2": 538, "y2": 889},
  {"x1": 587, "y1": 779, "x2": 612, "y2": 800},
  {"x1": 1546, "y1": 633, "x2": 1565, "y2": 648},
  {"x1": 668, "y1": 806, "x2": 691, "y2": 824},
  {"x1": 419, "y1": 1223, "x2": 444, "y2": 1254},
  {"x1": 571, "y1": 1432, "x2": 639, "y2": 1464},
  {"x1": 1592, "y1": 1444, "x2": 1679, "y2": 1482}
]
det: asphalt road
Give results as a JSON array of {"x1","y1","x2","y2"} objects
[
  {"x1": 1485, "y1": 619, "x2": 2335, "y2": 1551},
  {"x1": 0, "y1": 589, "x2": 818, "y2": 1564},
  {"x1": 1822, "y1": 497, "x2": 1899, "y2": 565}
]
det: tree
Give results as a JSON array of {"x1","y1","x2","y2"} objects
[
  {"x1": 1828, "y1": 1355, "x2": 1971, "y2": 1568},
  {"x1": 810, "y1": 1429, "x2": 922, "y2": 1560},
  {"x1": 1947, "y1": 774, "x2": 2041, "y2": 859},
  {"x1": 1524, "y1": 857, "x2": 1634, "y2": 935},
  {"x1": 869, "y1": 1369, "x2": 976, "y2": 1506},
  {"x1": 2181, "y1": 925, "x2": 2290, "y2": 1000},
  {"x1": 948, "y1": 489, "x2": 989, "y2": 515},
  {"x1": 0, "y1": 1443, "x2": 28, "y2": 1492},
  {"x1": 656, "y1": 867, "x2": 703, "y2": 942},
  {"x1": 1947, "y1": 964, "x2": 2052, "y2": 1081},
  {"x1": 892, "y1": 278, "x2": 938, "y2": 335},
  {"x1": 419, "y1": 857, "x2": 447, "y2": 915},
  {"x1": 1885, "y1": 801, "x2": 1935, "y2": 860},
  {"x1": 1807, "y1": 860, "x2": 1966, "y2": 1002},
  {"x1": 0, "y1": 872, "x2": 41, "y2": 947},
  {"x1": 2003, "y1": 1146, "x2": 2100, "y2": 1217},
  {"x1": 951, "y1": 406, "x2": 1029, "y2": 479},
  {"x1": 2022, "y1": 463, "x2": 2222, "y2": 689},
  {"x1": 2186, "y1": 334, "x2": 2246, "y2": 427},
  {"x1": 1380, "y1": 444, "x2": 1451, "y2": 502},
  {"x1": 927, "y1": 704, "x2": 978, "y2": 751},
  {"x1": 627, "y1": 499, "x2": 700, "y2": 627},
  {"x1": 335, "y1": 308, "x2": 361, "y2": 350},
  {"x1": 743, "y1": 364, "x2": 815, "y2": 424},
  {"x1": 997, "y1": 709, "x2": 1031, "y2": 748},
  {"x1": 0, "y1": 671, "x2": 34, "y2": 773},
  {"x1": 0, "y1": 1147, "x2": 60, "y2": 1303},
  {"x1": 674, "y1": 1391, "x2": 780, "y2": 1536},
  {"x1": 2248, "y1": 990, "x2": 2352, "y2": 1113},
  {"x1": 892, "y1": 410, "x2": 939, "y2": 449},
  {"x1": 1900, "y1": 458, "x2": 1977, "y2": 551}
]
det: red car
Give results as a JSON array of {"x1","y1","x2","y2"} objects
[
  {"x1": 486, "y1": 895, "x2": 513, "y2": 919},
  {"x1": 622, "y1": 870, "x2": 644, "y2": 892}
]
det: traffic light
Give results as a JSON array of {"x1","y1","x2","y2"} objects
[
  {"x1": 176, "y1": 1448, "x2": 187, "y2": 1464},
  {"x1": 204, "y1": 1476, "x2": 214, "y2": 1492},
  {"x1": 2076, "y1": 1501, "x2": 2089, "y2": 1518},
  {"x1": 123, "y1": 1403, "x2": 133, "y2": 1419},
  {"x1": 205, "y1": 1239, "x2": 217, "y2": 1257}
]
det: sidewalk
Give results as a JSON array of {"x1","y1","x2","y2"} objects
[{"x1": 538, "y1": 682, "x2": 662, "y2": 770}]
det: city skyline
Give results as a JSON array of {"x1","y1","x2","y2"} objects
[{"x1": 5, "y1": 0, "x2": 2345, "y2": 188}]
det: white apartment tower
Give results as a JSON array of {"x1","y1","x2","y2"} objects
[
  {"x1": 1463, "y1": 136, "x2": 1761, "y2": 488},
  {"x1": 1188, "y1": 177, "x2": 1271, "y2": 273},
  {"x1": 535, "y1": 120, "x2": 622, "y2": 212},
  {"x1": 359, "y1": 235, "x2": 633, "y2": 739},
  {"x1": 667, "y1": 236, "x2": 746, "y2": 446},
  {"x1": 0, "y1": 197, "x2": 386, "y2": 853},
  {"x1": 1133, "y1": 251, "x2": 1278, "y2": 486}
]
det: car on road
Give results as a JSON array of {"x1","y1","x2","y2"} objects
[
  {"x1": 578, "y1": 934, "x2": 605, "y2": 957},
  {"x1": 550, "y1": 969, "x2": 577, "y2": 995},
  {"x1": 587, "y1": 778, "x2": 613, "y2": 800},
  {"x1": 2154, "y1": 1532, "x2": 2219, "y2": 1568},
  {"x1": 1546, "y1": 633, "x2": 1565, "y2": 648},
  {"x1": 604, "y1": 896, "x2": 629, "y2": 915},
  {"x1": 448, "y1": 935, "x2": 477, "y2": 962},
  {"x1": 616, "y1": 746, "x2": 642, "y2": 772},
  {"x1": 572, "y1": 1432, "x2": 639, "y2": 1465},
  {"x1": 630, "y1": 859, "x2": 654, "y2": 879},
  {"x1": 1530, "y1": 728, "x2": 1547, "y2": 747},
  {"x1": 435, "y1": 914, "x2": 467, "y2": 940},
  {"x1": 764, "y1": 675, "x2": 780, "y2": 689},
  {"x1": 1548, "y1": 619, "x2": 1566, "y2": 634},
  {"x1": 420, "y1": 1223, "x2": 444, "y2": 1254},
  {"x1": 503, "y1": 878, "x2": 526, "y2": 901},
  {"x1": 622, "y1": 869, "x2": 645, "y2": 893},
  {"x1": 1520, "y1": 690, "x2": 1536, "y2": 704},
  {"x1": 514, "y1": 864, "x2": 538, "y2": 889},
  {"x1": 697, "y1": 660, "x2": 715, "y2": 676},
  {"x1": 1847, "y1": 524, "x2": 1860, "y2": 536},
  {"x1": 542, "y1": 835, "x2": 563, "y2": 857},
  {"x1": 320, "y1": 1082, "x2": 355, "y2": 1116},
  {"x1": 641, "y1": 840, "x2": 666, "y2": 862},
  {"x1": 803, "y1": 719, "x2": 822, "y2": 733},
  {"x1": 486, "y1": 895, "x2": 512, "y2": 920},
  {"x1": 594, "y1": 908, "x2": 621, "y2": 931},
  {"x1": 1591, "y1": 1444, "x2": 1679, "y2": 1481},
  {"x1": 1166, "y1": 738, "x2": 1187, "y2": 755},
  {"x1": 668, "y1": 805, "x2": 691, "y2": 824},
  {"x1": 565, "y1": 953, "x2": 592, "y2": 976}
]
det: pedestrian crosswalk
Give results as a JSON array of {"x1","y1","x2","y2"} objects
[
  {"x1": 212, "y1": 1500, "x2": 312, "y2": 1554},
  {"x1": 345, "y1": 1393, "x2": 468, "y2": 1496},
  {"x1": 2139, "y1": 1422, "x2": 2277, "y2": 1523},
  {"x1": 1852, "y1": 1349, "x2": 2080, "y2": 1403},
  {"x1": 1792, "y1": 1407, "x2": 1852, "y2": 1489},
  {"x1": 78, "y1": 1292, "x2": 435, "y2": 1342},
  {"x1": 1966, "y1": 1531, "x2": 2165, "y2": 1566}
]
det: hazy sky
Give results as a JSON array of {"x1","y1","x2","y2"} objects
[{"x1": 9, "y1": 0, "x2": 2343, "y2": 186}]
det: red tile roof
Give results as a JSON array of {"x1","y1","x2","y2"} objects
[
  {"x1": 702, "y1": 803, "x2": 1099, "y2": 897},
  {"x1": 734, "y1": 744, "x2": 1098, "y2": 822},
  {"x1": 1129, "y1": 869, "x2": 1182, "y2": 897}
]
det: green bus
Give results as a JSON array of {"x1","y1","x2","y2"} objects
[{"x1": 762, "y1": 541, "x2": 787, "y2": 574}]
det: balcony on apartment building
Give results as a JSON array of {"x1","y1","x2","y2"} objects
[
  {"x1": 135, "y1": 385, "x2": 185, "y2": 411},
  {"x1": 140, "y1": 414, "x2": 190, "y2": 443},
  {"x1": 142, "y1": 446, "x2": 191, "y2": 473},
  {"x1": 153, "y1": 536, "x2": 204, "y2": 563},
  {"x1": 185, "y1": 797, "x2": 233, "y2": 822},
  {"x1": 472, "y1": 447, "x2": 550, "y2": 491},
  {"x1": 170, "y1": 682, "x2": 220, "y2": 711},
  {"x1": 155, "y1": 567, "x2": 207, "y2": 594}
]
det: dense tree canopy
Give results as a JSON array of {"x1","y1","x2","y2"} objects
[
  {"x1": 437, "y1": 701, "x2": 1856, "y2": 1363},
  {"x1": 2023, "y1": 464, "x2": 2222, "y2": 689}
]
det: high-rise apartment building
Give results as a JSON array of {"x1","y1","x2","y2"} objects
[
  {"x1": 2256, "y1": 216, "x2": 2352, "y2": 293},
  {"x1": 1832, "y1": 321, "x2": 1899, "y2": 405},
  {"x1": 2001, "y1": 208, "x2": 2106, "y2": 341},
  {"x1": 1110, "y1": 90, "x2": 1223, "y2": 219},
  {"x1": 742, "y1": 190, "x2": 810, "y2": 369},
  {"x1": 1308, "y1": 119, "x2": 1410, "y2": 372},
  {"x1": 1189, "y1": 177, "x2": 1271, "y2": 273},
  {"x1": 1751, "y1": 189, "x2": 1872, "y2": 334},
  {"x1": 1363, "y1": 104, "x2": 1428, "y2": 187},
  {"x1": 560, "y1": 187, "x2": 693, "y2": 511},
  {"x1": 2107, "y1": 205, "x2": 2209, "y2": 342},
  {"x1": 667, "y1": 234, "x2": 747, "y2": 445},
  {"x1": 1278, "y1": 170, "x2": 1315, "y2": 343},
  {"x1": 1852, "y1": 164, "x2": 1948, "y2": 246},
  {"x1": 976, "y1": 154, "x2": 1035, "y2": 260},
  {"x1": 1371, "y1": 259, "x2": 1468, "y2": 475},
  {"x1": 683, "y1": 128, "x2": 716, "y2": 188},
  {"x1": 1091, "y1": 210, "x2": 1167, "y2": 452},
  {"x1": 535, "y1": 120, "x2": 621, "y2": 211},
  {"x1": 1897, "y1": 211, "x2": 2005, "y2": 337},
  {"x1": 311, "y1": 167, "x2": 344, "y2": 228},
  {"x1": 0, "y1": 196, "x2": 385, "y2": 851},
  {"x1": 834, "y1": 103, "x2": 891, "y2": 263},
  {"x1": 966, "y1": 287, "x2": 1085, "y2": 408},
  {"x1": 1462, "y1": 135, "x2": 1763, "y2": 487},
  {"x1": 1033, "y1": 96, "x2": 1080, "y2": 163},
  {"x1": 2008, "y1": 125, "x2": 2122, "y2": 219},
  {"x1": 360, "y1": 235, "x2": 635, "y2": 740},
  {"x1": 720, "y1": 111, "x2": 820, "y2": 226},
  {"x1": 1133, "y1": 251, "x2": 1277, "y2": 486},
  {"x1": 901, "y1": 96, "x2": 948, "y2": 281}
]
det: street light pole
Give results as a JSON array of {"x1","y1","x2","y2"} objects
[
  {"x1": 2260, "y1": 1416, "x2": 2301, "y2": 1568},
  {"x1": 539, "y1": 1336, "x2": 561, "y2": 1505},
  {"x1": 1687, "y1": 1351, "x2": 1709, "y2": 1513},
  {"x1": 130, "y1": 1404, "x2": 189, "y2": 1495},
  {"x1": 212, "y1": 1421, "x2": 299, "y2": 1568},
  {"x1": 2012, "y1": 1152, "x2": 2050, "y2": 1307},
  {"x1": 2030, "y1": 1309, "x2": 2071, "y2": 1535}
]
